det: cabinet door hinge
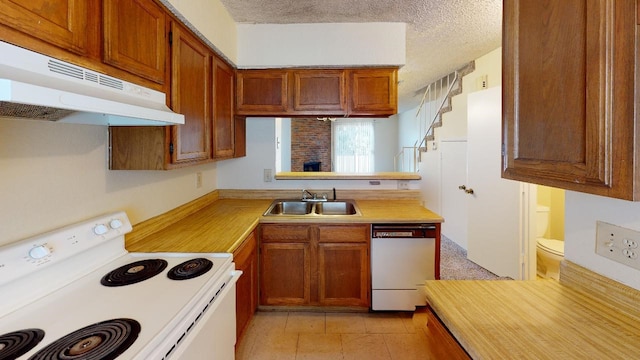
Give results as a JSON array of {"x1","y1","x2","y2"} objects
[
  {"x1": 168, "y1": 31, "x2": 173, "y2": 46},
  {"x1": 169, "y1": 142, "x2": 174, "y2": 155}
]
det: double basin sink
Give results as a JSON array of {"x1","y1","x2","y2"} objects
[{"x1": 263, "y1": 199, "x2": 361, "y2": 216}]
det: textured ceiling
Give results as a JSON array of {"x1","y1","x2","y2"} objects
[{"x1": 219, "y1": 0, "x2": 503, "y2": 112}]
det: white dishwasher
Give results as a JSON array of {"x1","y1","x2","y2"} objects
[{"x1": 371, "y1": 223, "x2": 437, "y2": 311}]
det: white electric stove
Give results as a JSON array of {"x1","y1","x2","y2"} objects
[{"x1": 0, "y1": 212, "x2": 240, "y2": 360}]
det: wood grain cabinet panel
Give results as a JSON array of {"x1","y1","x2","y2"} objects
[
  {"x1": 291, "y1": 69, "x2": 347, "y2": 115},
  {"x1": 103, "y1": 0, "x2": 166, "y2": 84},
  {"x1": 260, "y1": 242, "x2": 311, "y2": 305},
  {"x1": 236, "y1": 70, "x2": 289, "y2": 114},
  {"x1": 502, "y1": 0, "x2": 639, "y2": 200},
  {"x1": 347, "y1": 68, "x2": 398, "y2": 116},
  {"x1": 318, "y1": 243, "x2": 369, "y2": 307},
  {"x1": 233, "y1": 231, "x2": 258, "y2": 341},
  {"x1": 422, "y1": 306, "x2": 471, "y2": 359},
  {"x1": 259, "y1": 223, "x2": 370, "y2": 308},
  {"x1": 170, "y1": 22, "x2": 212, "y2": 164},
  {"x1": 0, "y1": 0, "x2": 90, "y2": 54},
  {"x1": 212, "y1": 57, "x2": 236, "y2": 159}
]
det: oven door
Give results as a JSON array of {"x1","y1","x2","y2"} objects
[{"x1": 155, "y1": 269, "x2": 241, "y2": 360}]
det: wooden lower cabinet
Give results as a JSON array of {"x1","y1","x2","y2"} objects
[
  {"x1": 233, "y1": 230, "x2": 259, "y2": 341},
  {"x1": 259, "y1": 223, "x2": 370, "y2": 308},
  {"x1": 318, "y1": 243, "x2": 369, "y2": 307},
  {"x1": 422, "y1": 306, "x2": 471, "y2": 359},
  {"x1": 260, "y1": 242, "x2": 311, "y2": 305}
]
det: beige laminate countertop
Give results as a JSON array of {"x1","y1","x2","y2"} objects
[
  {"x1": 126, "y1": 198, "x2": 442, "y2": 253},
  {"x1": 424, "y1": 280, "x2": 640, "y2": 359}
]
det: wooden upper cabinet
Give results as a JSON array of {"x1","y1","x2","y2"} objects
[
  {"x1": 213, "y1": 57, "x2": 235, "y2": 159},
  {"x1": 170, "y1": 22, "x2": 212, "y2": 164},
  {"x1": 502, "y1": 0, "x2": 638, "y2": 200},
  {"x1": 0, "y1": 0, "x2": 90, "y2": 54},
  {"x1": 236, "y1": 70, "x2": 289, "y2": 114},
  {"x1": 348, "y1": 68, "x2": 398, "y2": 116},
  {"x1": 236, "y1": 67, "x2": 398, "y2": 117},
  {"x1": 291, "y1": 69, "x2": 347, "y2": 115},
  {"x1": 103, "y1": 0, "x2": 166, "y2": 84}
]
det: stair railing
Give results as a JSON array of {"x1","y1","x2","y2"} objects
[{"x1": 394, "y1": 71, "x2": 459, "y2": 172}]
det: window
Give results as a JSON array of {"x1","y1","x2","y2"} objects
[{"x1": 332, "y1": 120, "x2": 375, "y2": 172}]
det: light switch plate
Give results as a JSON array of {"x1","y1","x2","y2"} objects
[{"x1": 595, "y1": 221, "x2": 640, "y2": 270}]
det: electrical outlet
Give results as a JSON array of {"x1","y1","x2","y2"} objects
[
  {"x1": 263, "y1": 169, "x2": 272, "y2": 182},
  {"x1": 595, "y1": 221, "x2": 640, "y2": 270},
  {"x1": 476, "y1": 74, "x2": 488, "y2": 90},
  {"x1": 196, "y1": 172, "x2": 202, "y2": 188},
  {"x1": 397, "y1": 180, "x2": 409, "y2": 190}
]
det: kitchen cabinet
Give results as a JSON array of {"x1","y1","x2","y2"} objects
[
  {"x1": 170, "y1": 22, "x2": 212, "y2": 164},
  {"x1": 233, "y1": 230, "x2": 258, "y2": 341},
  {"x1": 259, "y1": 223, "x2": 370, "y2": 308},
  {"x1": 110, "y1": 23, "x2": 245, "y2": 169},
  {"x1": 502, "y1": 0, "x2": 639, "y2": 200},
  {"x1": 236, "y1": 68, "x2": 397, "y2": 117},
  {"x1": 291, "y1": 69, "x2": 347, "y2": 115},
  {"x1": 212, "y1": 57, "x2": 236, "y2": 159},
  {"x1": 422, "y1": 307, "x2": 471, "y2": 359},
  {"x1": 103, "y1": 0, "x2": 167, "y2": 84},
  {"x1": 347, "y1": 68, "x2": 398, "y2": 116},
  {"x1": 0, "y1": 0, "x2": 93, "y2": 56},
  {"x1": 236, "y1": 70, "x2": 289, "y2": 115}
]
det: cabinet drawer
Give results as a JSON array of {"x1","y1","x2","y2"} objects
[
  {"x1": 318, "y1": 224, "x2": 369, "y2": 243},
  {"x1": 260, "y1": 224, "x2": 310, "y2": 242}
]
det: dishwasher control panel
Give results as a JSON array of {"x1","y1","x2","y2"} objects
[{"x1": 371, "y1": 224, "x2": 437, "y2": 238}]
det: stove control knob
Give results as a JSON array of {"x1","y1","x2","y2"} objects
[
  {"x1": 29, "y1": 245, "x2": 50, "y2": 259},
  {"x1": 109, "y1": 219, "x2": 123, "y2": 229},
  {"x1": 94, "y1": 224, "x2": 109, "y2": 235}
]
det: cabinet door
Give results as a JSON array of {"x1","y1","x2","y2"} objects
[
  {"x1": 212, "y1": 56, "x2": 235, "y2": 159},
  {"x1": 233, "y1": 231, "x2": 258, "y2": 341},
  {"x1": 502, "y1": 0, "x2": 637, "y2": 200},
  {"x1": 236, "y1": 70, "x2": 289, "y2": 115},
  {"x1": 103, "y1": 0, "x2": 166, "y2": 84},
  {"x1": 0, "y1": 0, "x2": 89, "y2": 54},
  {"x1": 170, "y1": 23, "x2": 212, "y2": 164},
  {"x1": 347, "y1": 68, "x2": 398, "y2": 116},
  {"x1": 260, "y1": 242, "x2": 311, "y2": 305},
  {"x1": 318, "y1": 243, "x2": 369, "y2": 307},
  {"x1": 291, "y1": 69, "x2": 347, "y2": 115}
]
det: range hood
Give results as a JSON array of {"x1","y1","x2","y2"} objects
[{"x1": 0, "y1": 41, "x2": 184, "y2": 126}]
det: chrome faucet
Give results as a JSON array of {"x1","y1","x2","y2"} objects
[
  {"x1": 302, "y1": 189, "x2": 327, "y2": 201},
  {"x1": 302, "y1": 189, "x2": 316, "y2": 200}
]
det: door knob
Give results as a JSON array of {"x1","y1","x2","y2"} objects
[
  {"x1": 465, "y1": 188, "x2": 474, "y2": 194},
  {"x1": 458, "y1": 185, "x2": 466, "y2": 190}
]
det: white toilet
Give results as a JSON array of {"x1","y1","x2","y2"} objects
[{"x1": 536, "y1": 205, "x2": 565, "y2": 280}]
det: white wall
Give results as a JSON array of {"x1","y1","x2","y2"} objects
[
  {"x1": 0, "y1": 118, "x2": 217, "y2": 245},
  {"x1": 237, "y1": 23, "x2": 405, "y2": 67},
  {"x1": 164, "y1": 0, "x2": 238, "y2": 63},
  {"x1": 565, "y1": 192, "x2": 640, "y2": 289}
]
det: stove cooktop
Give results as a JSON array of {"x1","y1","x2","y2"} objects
[{"x1": 0, "y1": 212, "x2": 235, "y2": 360}]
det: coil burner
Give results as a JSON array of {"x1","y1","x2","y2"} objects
[
  {"x1": 0, "y1": 328, "x2": 44, "y2": 360},
  {"x1": 28, "y1": 318, "x2": 140, "y2": 360},
  {"x1": 167, "y1": 258, "x2": 214, "y2": 280},
  {"x1": 100, "y1": 259, "x2": 168, "y2": 287}
]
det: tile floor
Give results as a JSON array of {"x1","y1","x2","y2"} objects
[{"x1": 235, "y1": 310, "x2": 432, "y2": 360}]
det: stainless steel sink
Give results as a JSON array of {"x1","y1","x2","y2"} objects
[
  {"x1": 263, "y1": 200, "x2": 361, "y2": 216},
  {"x1": 264, "y1": 201, "x2": 313, "y2": 215},
  {"x1": 314, "y1": 201, "x2": 359, "y2": 215}
]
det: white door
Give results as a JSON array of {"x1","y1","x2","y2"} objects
[
  {"x1": 440, "y1": 141, "x2": 469, "y2": 250},
  {"x1": 466, "y1": 86, "x2": 524, "y2": 279}
]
